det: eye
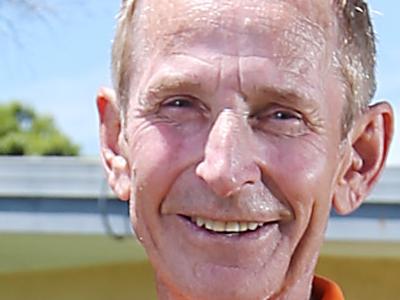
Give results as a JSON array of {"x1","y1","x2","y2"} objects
[
  {"x1": 156, "y1": 95, "x2": 208, "y2": 126},
  {"x1": 252, "y1": 107, "x2": 307, "y2": 137},
  {"x1": 162, "y1": 97, "x2": 194, "y2": 108},
  {"x1": 271, "y1": 110, "x2": 302, "y2": 121}
]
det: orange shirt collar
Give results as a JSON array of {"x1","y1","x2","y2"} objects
[{"x1": 312, "y1": 275, "x2": 345, "y2": 300}]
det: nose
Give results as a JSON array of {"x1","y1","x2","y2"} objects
[{"x1": 196, "y1": 109, "x2": 260, "y2": 198}]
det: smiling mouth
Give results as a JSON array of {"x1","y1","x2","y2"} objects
[{"x1": 185, "y1": 216, "x2": 273, "y2": 234}]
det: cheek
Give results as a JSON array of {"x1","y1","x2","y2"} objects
[
  {"x1": 257, "y1": 136, "x2": 339, "y2": 255},
  {"x1": 127, "y1": 121, "x2": 206, "y2": 208},
  {"x1": 125, "y1": 120, "x2": 208, "y2": 267},
  {"x1": 259, "y1": 134, "x2": 338, "y2": 213}
]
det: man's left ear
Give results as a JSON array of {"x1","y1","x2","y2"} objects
[{"x1": 333, "y1": 102, "x2": 394, "y2": 215}]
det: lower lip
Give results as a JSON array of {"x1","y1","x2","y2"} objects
[{"x1": 177, "y1": 215, "x2": 279, "y2": 242}]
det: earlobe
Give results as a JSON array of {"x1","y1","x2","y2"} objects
[
  {"x1": 333, "y1": 102, "x2": 394, "y2": 215},
  {"x1": 96, "y1": 87, "x2": 131, "y2": 201},
  {"x1": 107, "y1": 154, "x2": 131, "y2": 201}
]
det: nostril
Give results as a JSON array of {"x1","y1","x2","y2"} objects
[{"x1": 244, "y1": 180, "x2": 256, "y2": 186}]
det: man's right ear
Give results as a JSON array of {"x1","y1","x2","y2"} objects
[{"x1": 96, "y1": 87, "x2": 131, "y2": 201}]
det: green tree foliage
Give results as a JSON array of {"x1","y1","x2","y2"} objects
[{"x1": 0, "y1": 101, "x2": 79, "y2": 156}]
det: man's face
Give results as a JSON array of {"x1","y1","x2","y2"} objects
[{"x1": 123, "y1": 0, "x2": 345, "y2": 299}]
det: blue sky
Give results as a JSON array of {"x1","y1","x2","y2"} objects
[{"x1": 0, "y1": 0, "x2": 399, "y2": 165}]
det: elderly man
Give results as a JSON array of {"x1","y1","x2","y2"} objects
[{"x1": 96, "y1": 0, "x2": 394, "y2": 299}]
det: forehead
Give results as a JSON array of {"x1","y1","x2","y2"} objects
[
  {"x1": 128, "y1": 0, "x2": 337, "y2": 102},
  {"x1": 134, "y1": 0, "x2": 334, "y2": 46},
  {"x1": 138, "y1": 0, "x2": 333, "y2": 25},
  {"x1": 130, "y1": 0, "x2": 336, "y2": 78}
]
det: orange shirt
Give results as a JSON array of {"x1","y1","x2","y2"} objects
[{"x1": 312, "y1": 276, "x2": 345, "y2": 300}]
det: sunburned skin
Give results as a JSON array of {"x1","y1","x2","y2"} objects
[
  {"x1": 130, "y1": 0, "x2": 337, "y2": 98},
  {"x1": 115, "y1": 1, "x2": 350, "y2": 300},
  {"x1": 98, "y1": 0, "x2": 386, "y2": 300},
  {"x1": 97, "y1": 0, "x2": 395, "y2": 299}
]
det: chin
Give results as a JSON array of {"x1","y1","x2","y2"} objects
[{"x1": 157, "y1": 261, "x2": 282, "y2": 300}]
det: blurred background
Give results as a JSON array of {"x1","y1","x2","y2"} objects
[{"x1": 0, "y1": 1, "x2": 399, "y2": 299}]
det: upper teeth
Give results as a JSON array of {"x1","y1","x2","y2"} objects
[{"x1": 191, "y1": 216, "x2": 264, "y2": 233}]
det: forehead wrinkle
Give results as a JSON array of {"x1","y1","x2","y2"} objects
[
  {"x1": 137, "y1": 0, "x2": 331, "y2": 53},
  {"x1": 142, "y1": 60, "x2": 220, "y2": 100},
  {"x1": 276, "y1": 70, "x2": 322, "y2": 105},
  {"x1": 237, "y1": 55, "x2": 324, "y2": 111},
  {"x1": 169, "y1": 52, "x2": 218, "y2": 69},
  {"x1": 132, "y1": 0, "x2": 335, "y2": 105}
]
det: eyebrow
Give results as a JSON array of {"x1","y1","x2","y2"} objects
[
  {"x1": 145, "y1": 74, "x2": 206, "y2": 101},
  {"x1": 251, "y1": 84, "x2": 320, "y2": 112},
  {"x1": 137, "y1": 72, "x2": 209, "y2": 109},
  {"x1": 151, "y1": 74, "x2": 203, "y2": 91},
  {"x1": 142, "y1": 61, "x2": 321, "y2": 112}
]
